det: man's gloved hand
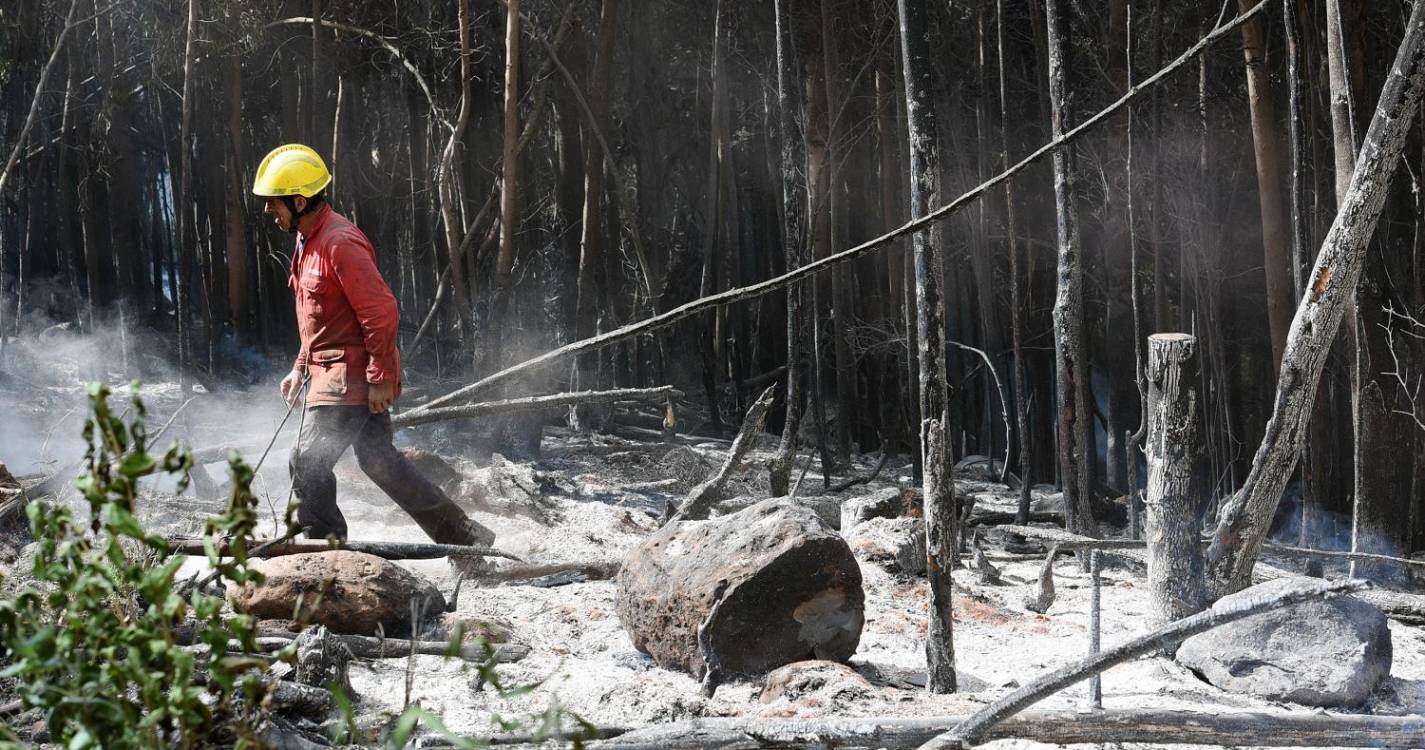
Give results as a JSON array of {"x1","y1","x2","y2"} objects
[
  {"x1": 369, "y1": 381, "x2": 397, "y2": 414},
  {"x1": 280, "y1": 370, "x2": 304, "y2": 404}
]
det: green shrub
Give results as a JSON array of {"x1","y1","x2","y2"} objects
[{"x1": 0, "y1": 383, "x2": 281, "y2": 748}]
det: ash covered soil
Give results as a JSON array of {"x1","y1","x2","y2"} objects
[
  {"x1": 3, "y1": 355, "x2": 1423, "y2": 748},
  {"x1": 314, "y1": 429, "x2": 1425, "y2": 748}
]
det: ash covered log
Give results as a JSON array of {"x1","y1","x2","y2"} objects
[
  {"x1": 170, "y1": 537, "x2": 519, "y2": 561},
  {"x1": 616, "y1": 497, "x2": 863, "y2": 688},
  {"x1": 563, "y1": 709, "x2": 1425, "y2": 749}
]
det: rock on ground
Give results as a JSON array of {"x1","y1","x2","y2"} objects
[
  {"x1": 616, "y1": 497, "x2": 864, "y2": 678},
  {"x1": 229, "y1": 551, "x2": 446, "y2": 637},
  {"x1": 759, "y1": 659, "x2": 873, "y2": 704},
  {"x1": 840, "y1": 487, "x2": 913, "y2": 531},
  {"x1": 844, "y1": 516, "x2": 926, "y2": 576},
  {"x1": 1176, "y1": 577, "x2": 1393, "y2": 707}
]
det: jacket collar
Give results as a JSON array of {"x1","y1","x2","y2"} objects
[{"x1": 298, "y1": 203, "x2": 335, "y2": 244}]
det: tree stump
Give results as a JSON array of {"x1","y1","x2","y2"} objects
[
  {"x1": 1144, "y1": 334, "x2": 1206, "y2": 625},
  {"x1": 615, "y1": 498, "x2": 864, "y2": 684}
]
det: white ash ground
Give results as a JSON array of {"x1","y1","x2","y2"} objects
[{"x1": 315, "y1": 431, "x2": 1425, "y2": 748}]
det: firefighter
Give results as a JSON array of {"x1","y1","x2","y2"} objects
[{"x1": 252, "y1": 143, "x2": 494, "y2": 554}]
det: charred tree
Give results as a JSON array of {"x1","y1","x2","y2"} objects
[
  {"x1": 769, "y1": 0, "x2": 804, "y2": 497},
  {"x1": 570, "y1": 0, "x2": 620, "y2": 430},
  {"x1": 897, "y1": 0, "x2": 956, "y2": 694},
  {"x1": 1236, "y1": 0, "x2": 1293, "y2": 370},
  {"x1": 1044, "y1": 0, "x2": 1096, "y2": 537},
  {"x1": 1143, "y1": 334, "x2": 1206, "y2": 626}
]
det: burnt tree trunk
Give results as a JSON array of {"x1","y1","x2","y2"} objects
[
  {"x1": 897, "y1": 0, "x2": 956, "y2": 694},
  {"x1": 1237, "y1": 0, "x2": 1293, "y2": 370},
  {"x1": 998, "y1": 0, "x2": 1032, "y2": 524},
  {"x1": 769, "y1": 0, "x2": 804, "y2": 497},
  {"x1": 1207, "y1": 0, "x2": 1425, "y2": 594},
  {"x1": 570, "y1": 0, "x2": 619, "y2": 430},
  {"x1": 175, "y1": 0, "x2": 199, "y2": 390},
  {"x1": 439, "y1": 0, "x2": 475, "y2": 369},
  {"x1": 1144, "y1": 333, "x2": 1206, "y2": 626},
  {"x1": 1044, "y1": 0, "x2": 1096, "y2": 537}
]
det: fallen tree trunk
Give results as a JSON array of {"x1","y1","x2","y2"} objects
[
  {"x1": 254, "y1": 632, "x2": 530, "y2": 663},
  {"x1": 479, "y1": 560, "x2": 621, "y2": 582},
  {"x1": 918, "y1": 578, "x2": 1369, "y2": 749},
  {"x1": 392, "y1": 386, "x2": 682, "y2": 430},
  {"x1": 565, "y1": 708, "x2": 1423, "y2": 749},
  {"x1": 664, "y1": 385, "x2": 776, "y2": 524},
  {"x1": 169, "y1": 537, "x2": 520, "y2": 561},
  {"x1": 616, "y1": 498, "x2": 863, "y2": 689},
  {"x1": 405, "y1": 0, "x2": 1273, "y2": 414}
]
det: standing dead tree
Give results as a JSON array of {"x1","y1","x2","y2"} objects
[
  {"x1": 1206, "y1": 0, "x2": 1425, "y2": 594},
  {"x1": 1143, "y1": 334, "x2": 1206, "y2": 625},
  {"x1": 1044, "y1": 0, "x2": 1096, "y2": 537},
  {"x1": 897, "y1": 0, "x2": 955, "y2": 694}
]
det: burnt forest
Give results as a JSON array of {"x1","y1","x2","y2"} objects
[{"x1": 1, "y1": 0, "x2": 1424, "y2": 747}]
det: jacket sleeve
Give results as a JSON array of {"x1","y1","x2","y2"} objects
[{"x1": 330, "y1": 239, "x2": 401, "y2": 385}]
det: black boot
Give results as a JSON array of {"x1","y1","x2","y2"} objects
[{"x1": 409, "y1": 501, "x2": 495, "y2": 548}]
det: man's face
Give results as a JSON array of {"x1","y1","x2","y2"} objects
[{"x1": 262, "y1": 196, "x2": 306, "y2": 232}]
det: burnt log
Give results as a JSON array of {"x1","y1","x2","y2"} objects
[{"x1": 616, "y1": 497, "x2": 863, "y2": 685}]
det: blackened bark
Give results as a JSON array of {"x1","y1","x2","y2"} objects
[
  {"x1": 769, "y1": 0, "x2": 804, "y2": 497},
  {"x1": 1044, "y1": 0, "x2": 1096, "y2": 537},
  {"x1": 897, "y1": 0, "x2": 955, "y2": 694}
]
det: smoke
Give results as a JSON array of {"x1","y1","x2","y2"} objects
[{"x1": 0, "y1": 311, "x2": 298, "y2": 500}]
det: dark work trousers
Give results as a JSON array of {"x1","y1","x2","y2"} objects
[{"x1": 289, "y1": 405, "x2": 494, "y2": 547}]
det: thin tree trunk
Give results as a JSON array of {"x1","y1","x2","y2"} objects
[
  {"x1": 1237, "y1": 0, "x2": 1293, "y2": 370},
  {"x1": 571, "y1": 0, "x2": 619, "y2": 429},
  {"x1": 897, "y1": 0, "x2": 955, "y2": 694},
  {"x1": 495, "y1": 0, "x2": 522, "y2": 320},
  {"x1": 769, "y1": 0, "x2": 803, "y2": 497},
  {"x1": 439, "y1": 0, "x2": 475, "y2": 371},
  {"x1": 1206, "y1": 0, "x2": 1425, "y2": 594},
  {"x1": 176, "y1": 0, "x2": 199, "y2": 390},
  {"x1": 1045, "y1": 0, "x2": 1096, "y2": 537},
  {"x1": 224, "y1": 52, "x2": 249, "y2": 336},
  {"x1": 999, "y1": 0, "x2": 1031, "y2": 524},
  {"x1": 822, "y1": 0, "x2": 855, "y2": 466}
]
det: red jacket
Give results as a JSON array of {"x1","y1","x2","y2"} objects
[{"x1": 289, "y1": 205, "x2": 402, "y2": 406}]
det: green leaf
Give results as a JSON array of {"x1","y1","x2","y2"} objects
[{"x1": 119, "y1": 452, "x2": 155, "y2": 478}]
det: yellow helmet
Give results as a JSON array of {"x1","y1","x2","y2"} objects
[{"x1": 251, "y1": 144, "x2": 332, "y2": 198}]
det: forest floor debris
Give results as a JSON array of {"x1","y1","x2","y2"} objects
[{"x1": 2, "y1": 374, "x2": 1423, "y2": 748}]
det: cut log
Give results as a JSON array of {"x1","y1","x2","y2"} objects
[
  {"x1": 171, "y1": 537, "x2": 519, "y2": 561},
  {"x1": 664, "y1": 385, "x2": 777, "y2": 524},
  {"x1": 616, "y1": 497, "x2": 863, "y2": 684},
  {"x1": 392, "y1": 386, "x2": 682, "y2": 430},
  {"x1": 1142, "y1": 333, "x2": 1206, "y2": 624},
  {"x1": 567, "y1": 709, "x2": 1425, "y2": 749}
]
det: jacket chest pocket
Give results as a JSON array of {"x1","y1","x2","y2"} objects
[{"x1": 300, "y1": 275, "x2": 331, "y2": 318}]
